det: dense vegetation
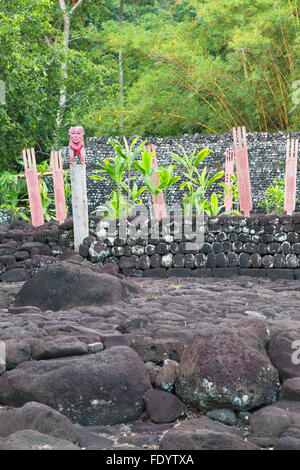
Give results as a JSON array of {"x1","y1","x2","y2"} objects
[{"x1": 0, "y1": 0, "x2": 299, "y2": 171}]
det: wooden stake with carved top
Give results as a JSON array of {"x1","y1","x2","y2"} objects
[
  {"x1": 22, "y1": 148, "x2": 44, "y2": 227},
  {"x1": 284, "y1": 138, "x2": 299, "y2": 215},
  {"x1": 51, "y1": 150, "x2": 67, "y2": 224},
  {"x1": 232, "y1": 126, "x2": 252, "y2": 217}
]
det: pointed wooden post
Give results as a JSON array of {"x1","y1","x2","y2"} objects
[
  {"x1": 146, "y1": 144, "x2": 167, "y2": 220},
  {"x1": 50, "y1": 150, "x2": 67, "y2": 224},
  {"x1": 224, "y1": 149, "x2": 234, "y2": 212},
  {"x1": 232, "y1": 126, "x2": 252, "y2": 217},
  {"x1": 284, "y1": 138, "x2": 299, "y2": 215},
  {"x1": 22, "y1": 148, "x2": 44, "y2": 227}
]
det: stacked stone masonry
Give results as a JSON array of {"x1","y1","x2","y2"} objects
[
  {"x1": 3, "y1": 215, "x2": 300, "y2": 282},
  {"x1": 82, "y1": 214, "x2": 300, "y2": 280},
  {"x1": 62, "y1": 131, "x2": 300, "y2": 213}
]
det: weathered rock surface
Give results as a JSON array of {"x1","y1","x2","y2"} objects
[
  {"x1": 275, "y1": 427, "x2": 300, "y2": 450},
  {"x1": 175, "y1": 319, "x2": 280, "y2": 411},
  {"x1": 31, "y1": 336, "x2": 89, "y2": 360},
  {"x1": 2, "y1": 274, "x2": 300, "y2": 449},
  {"x1": 268, "y1": 326, "x2": 300, "y2": 381},
  {"x1": 0, "y1": 430, "x2": 80, "y2": 450},
  {"x1": 206, "y1": 408, "x2": 237, "y2": 426},
  {"x1": 0, "y1": 346, "x2": 151, "y2": 425},
  {"x1": 143, "y1": 389, "x2": 186, "y2": 423},
  {"x1": 249, "y1": 401, "x2": 300, "y2": 448},
  {"x1": 0, "y1": 402, "x2": 111, "y2": 449},
  {"x1": 0, "y1": 401, "x2": 81, "y2": 442},
  {"x1": 155, "y1": 360, "x2": 178, "y2": 392},
  {"x1": 5, "y1": 340, "x2": 32, "y2": 370},
  {"x1": 250, "y1": 406, "x2": 292, "y2": 437},
  {"x1": 159, "y1": 417, "x2": 258, "y2": 450},
  {"x1": 279, "y1": 377, "x2": 300, "y2": 401},
  {"x1": 14, "y1": 261, "x2": 140, "y2": 311}
]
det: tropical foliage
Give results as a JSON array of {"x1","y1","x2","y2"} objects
[{"x1": 0, "y1": 0, "x2": 299, "y2": 173}]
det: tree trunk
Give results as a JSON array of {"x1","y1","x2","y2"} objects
[
  {"x1": 56, "y1": 12, "x2": 70, "y2": 128},
  {"x1": 56, "y1": 0, "x2": 85, "y2": 130},
  {"x1": 119, "y1": 0, "x2": 124, "y2": 131}
]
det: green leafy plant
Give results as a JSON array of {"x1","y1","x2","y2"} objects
[
  {"x1": 93, "y1": 190, "x2": 130, "y2": 220},
  {"x1": 133, "y1": 149, "x2": 180, "y2": 211},
  {"x1": 0, "y1": 197, "x2": 31, "y2": 222},
  {"x1": 91, "y1": 137, "x2": 148, "y2": 218},
  {"x1": 203, "y1": 192, "x2": 223, "y2": 216},
  {"x1": 170, "y1": 146, "x2": 212, "y2": 191},
  {"x1": 109, "y1": 137, "x2": 147, "y2": 206},
  {"x1": 170, "y1": 146, "x2": 223, "y2": 215},
  {"x1": 0, "y1": 159, "x2": 73, "y2": 223},
  {"x1": 132, "y1": 147, "x2": 157, "y2": 208},
  {"x1": 156, "y1": 165, "x2": 180, "y2": 199},
  {"x1": 259, "y1": 178, "x2": 285, "y2": 215},
  {"x1": 0, "y1": 167, "x2": 29, "y2": 221},
  {"x1": 91, "y1": 153, "x2": 126, "y2": 207}
]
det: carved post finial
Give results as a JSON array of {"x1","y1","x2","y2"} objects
[{"x1": 69, "y1": 126, "x2": 85, "y2": 165}]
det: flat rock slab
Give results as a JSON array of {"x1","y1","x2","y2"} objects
[
  {"x1": 14, "y1": 261, "x2": 141, "y2": 311},
  {"x1": 159, "y1": 417, "x2": 258, "y2": 450},
  {"x1": 31, "y1": 336, "x2": 89, "y2": 360},
  {"x1": 0, "y1": 430, "x2": 80, "y2": 450},
  {"x1": 0, "y1": 346, "x2": 151, "y2": 426}
]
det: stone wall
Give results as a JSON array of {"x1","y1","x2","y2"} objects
[
  {"x1": 80, "y1": 214, "x2": 300, "y2": 280},
  {"x1": 3, "y1": 215, "x2": 300, "y2": 282},
  {"x1": 62, "y1": 131, "x2": 300, "y2": 214}
]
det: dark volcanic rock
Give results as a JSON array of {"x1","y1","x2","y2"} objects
[
  {"x1": 0, "y1": 401, "x2": 110, "y2": 449},
  {"x1": 250, "y1": 406, "x2": 292, "y2": 437},
  {"x1": 159, "y1": 417, "x2": 258, "y2": 450},
  {"x1": 0, "y1": 268, "x2": 29, "y2": 282},
  {"x1": 206, "y1": 409, "x2": 236, "y2": 426},
  {"x1": 5, "y1": 340, "x2": 32, "y2": 370},
  {"x1": 0, "y1": 430, "x2": 80, "y2": 450},
  {"x1": 14, "y1": 261, "x2": 140, "y2": 311},
  {"x1": 0, "y1": 346, "x2": 151, "y2": 426},
  {"x1": 175, "y1": 319, "x2": 280, "y2": 411},
  {"x1": 155, "y1": 360, "x2": 178, "y2": 392},
  {"x1": 268, "y1": 326, "x2": 300, "y2": 381},
  {"x1": 143, "y1": 389, "x2": 186, "y2": 423},
  {"x1": 279, "y1": 377, "x2": 300, "y2": 401},
  {"x1": 31, "y1": 337, "x2": 89, "y2": 360},
  {"x1": 0, "y1": 401, "x2": 81, "y2": 442},
  {"x1": 274, "y1": 427, "x2": 300, "y2": 450}
]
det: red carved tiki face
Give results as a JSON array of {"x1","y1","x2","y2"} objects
[{"x1": 69, "y1": 126, "x2": 84, "y2": 147}]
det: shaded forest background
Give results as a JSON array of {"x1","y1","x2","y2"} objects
[{"x1": 0, "y1": 0, "x2": 299, "y2": 171}]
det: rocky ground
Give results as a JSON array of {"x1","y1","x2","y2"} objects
[{"x1": 1, "y1": 264, "x2": 300, "y2": 450}]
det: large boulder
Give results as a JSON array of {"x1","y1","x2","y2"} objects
[
  {"x1": 14, "y1": 261, "x2": 140, "y2": 311},
  {"x1": 0, "y1": 346, "x2": 151, "y2": 425},
  {"x1": 175, "y1": 319, "x2": 280, "y2": 411}
]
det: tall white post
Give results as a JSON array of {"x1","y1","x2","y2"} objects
[{"x1": 70, "y1": 163, "x2": 89, "y2": 252}]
